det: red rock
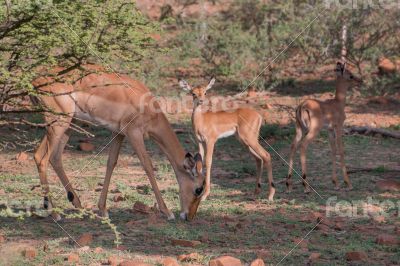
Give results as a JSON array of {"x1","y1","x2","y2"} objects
[
  {"x1": 378, "y1": 58, "x2": 396, "y2": 74},
  {"x1": 376, "y1": 234, "x2": 399, "y2": 246},
  {"x1": 309, "y1": 252, "x2": 321, "y2": 261},
  {"x1": 316, "y1": 224, "x2": 330, "y2": 232},
  {"x1": 0, "y1": 234, "x2": 5, "y2": 243},
  {"x1": 149, "y1": 33, "x2": 162, "y2": 42},
  {"x1": 16, "y1": 151, "x2": 29, "y2": 161},
  {"x1": 115, "y1": 245, "x2": 128, "y2": 251},
  {"x1": 256, "y1": 250, "x2": 272, "y2": 260},
  {"x1": 94, "y1": 247, "x2": 103, "y2": 253},
  {"x1": 22, "y1": 247, "x2": 37, "y2": 259},
  {"x1": 373, "y1": 215, "x2": 386, "y2": 223},
  {"x1": 311, "y1": 212, "x2": 324, "y2": 220},
  {"x1": 247, "y1": 87, "x2": 258, "y2": 98},
  {"x1": 250, "y1": 258, "x2": 265, "y2": 266},
  {"x1": 177, "y1": 252, "x2": 200, "y2": 262},
  {"x1": 78, "y1": 142, "x2": 95, "y2": 152},
  {"x1": 200, "y1": 233, "x2": 209, "y2": 243},
  {"x1": 78, "y1": 245, "x2": 90, "y2": 252},
  {"x1": 161, "y1": 257, "x2": 179, "y2": 266},
  {"x1": 113, "y1": 194, "x2": 125, "y2": 202},
  {"x1": 345, "y1": 251, "x2": 368, "y2": 261},
  {"x1": 171, "y1": 239, "x2": 201, "y2": 247},
  {"x1": 284, "y1": 223, "x2": 297, "y2": 229},
  {"x1": 67, "y1": 253, "x2": 80, "y2": 262},
  {"x1": 318, "y1": 217, "x2": 334, "y2": 227},
  {"x1": 209, "y1": 256, "x2": 242, "y2": 266},
  {"x1": 76, "y1": 233, "x2": 93, "y2": 246},
  {"x1": 133, "y1": 201, "x2": 151, "y2": 214},
  {"x1": 292, "y1": 238, "x2": 308, "y2": 249},
  {"x1": 119, "y1": 260, "x2": 152, "y2": 266},
  {"x1": 376, "y1": 180, "x2": 400, "y2": 192},
  {"x1": 334, "y1": 222, "x2": 344, "y2": 231},
  {"x1": 108, "y1": 256, "x2": 123, "y2": 266}
]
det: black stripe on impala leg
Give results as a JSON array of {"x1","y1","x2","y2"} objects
[
  {"x1": 67, "y1": 191, "x2": 74, "y2": 202},
  {"x1": 257, "y1": 183, "x2": 261, "y2": 188},
  {"x1": 285, "y1": 174, "x2": 292, "y2": 188},
  {"x1": 302, "y1": 174, "x2": 307, "y2": 187},
  {"x1": 271, "y1": 182, "x2": 275, "y2": 188},
  {"x1": 43, "y1": 196, "x2": 49, "y2": 210}
]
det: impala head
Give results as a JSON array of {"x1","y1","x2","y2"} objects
[
  {"x1": 335, "y1": 62, "x2": 362, "y2": 85},
  {"x1": 179, "y1": 78, "x2": 216, "y2": 106},
  {"x1": 179, "y1": 152, "x2": 205, "y2": 221}
]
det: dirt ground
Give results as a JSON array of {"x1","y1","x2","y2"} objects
[{"x1": 0, "y1": 92, "x2": 399, "y2": 265}]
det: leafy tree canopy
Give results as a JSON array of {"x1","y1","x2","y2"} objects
[{"x1": 0, "y1": 0, "x2": 159, "y2": 114}]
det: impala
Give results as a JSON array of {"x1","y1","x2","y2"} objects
[
  {"x1": 286, "y1": 62, "x2": 362, "y2": 192},
  {"x1": 179, "y1": 78, "x2": 275, "y2": 201},
  {"x1": 32, "y1": 65, "x2": 205, "y2": 221}
]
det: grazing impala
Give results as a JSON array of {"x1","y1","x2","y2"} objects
[
  {"x1": 179, "y1": 78, "x2": 275, "y2": 201},
  {"x1": 286, "y1": 62, "x2": 362, "y2": 192},
  {"x1": 32, "y1": 65, "x2": 204, "y2": 221}
]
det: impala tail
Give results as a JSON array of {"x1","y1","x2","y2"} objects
[{"x1": 295, "y1": 104, "x2": 310, "y2": 135}]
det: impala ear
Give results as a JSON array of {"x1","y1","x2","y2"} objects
[
  {"x1": 183, "y1": 152, "x2": 196, "y2": 171},
  {"x1": 205, "y1": 77, "x2": 215, "y2": 91},
  {"x1": 179, "y1": 80, "x2": 192, "y2": 92},
  {"x1": 193, "y1": 153, "x2": 203, "y2": 173}
]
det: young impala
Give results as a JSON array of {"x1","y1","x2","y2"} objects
[
  {"x1": 32, "y1": 65, "x2": 205, "y2": 221},
  {"x1": 286, "y1": 62, "x2": 362, "y2": 192},
  {"x1": 179, "y1": 78, "x2": 275, "y2": 201}
]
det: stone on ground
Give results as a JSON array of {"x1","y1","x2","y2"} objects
[{"x1": 209, "y1": 256, "x2": 242, "y2": 266}]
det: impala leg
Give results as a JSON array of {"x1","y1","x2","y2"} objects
[
  {"x1": 328, "y1": 129, "x2": 339, "y2": 190},
  {"x1": 128, "y1": 131, "x2": 174, "y2": 220},
  {"x1": 198, "y1": 141, "x2": 205, "y2": 160},
  {"x1": 299, "y1": 128, "x2": 319, "y2": 194},
  {"x1": 336, "y1": 127, "x2": 352, "y2": 190},
  {"x1": 98, "y1": 134, "x2": 124, "y2": 217},
  {"x1": 251, "y1": 154, "x2": 263, "y2": 195},
  {"x1": 49, "y1": 132, "x2": 82, "y2": 209},
  {"x1": 201, "y1": 140, "x2": 215, "y2": 201},
  {"x1": 34, "y1": 124, "x2": 70, "y2": 220},
  {"x1": 286, "y1": 123, "x2": 303, "y2": 192},
  {"x1": 247, "y1": 142, "x2": 275, "y2": 201}
]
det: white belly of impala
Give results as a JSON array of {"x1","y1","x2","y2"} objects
[
  {"x1": 74, "y1": 108, "x2": 119, "y2": 132},
  {"x1": 217, "y1": 129, "x2": 236, "y2": 140}
]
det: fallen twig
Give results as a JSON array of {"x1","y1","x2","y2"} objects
[
  {"x1": 345, "y1": 126, "x2": 400, "y2": 139},
  {"x1": 347, "y1": 166, "x2": 400, "y2": 174}
]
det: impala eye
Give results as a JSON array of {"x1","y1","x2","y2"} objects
[{"x1": 194, "y1": 187, "x2": 203, "y2": 197}]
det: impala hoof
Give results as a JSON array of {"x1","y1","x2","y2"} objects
[
  {"x1": 167, "y1": 212, "x2": 176, "y2": 221},
  {"x1": 51, "y1": 212, "x2": 62, "y2": 221},
  {"x1": 98, "y1": 209, "x2": 109, "y2": 218},
  {"x1": 344, "y1": 185, "x2": 353, "y2": 191}
]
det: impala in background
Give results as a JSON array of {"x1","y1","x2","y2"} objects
[{"x1": 286, "y1": 62, "x2": 362, "y2": 193}]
